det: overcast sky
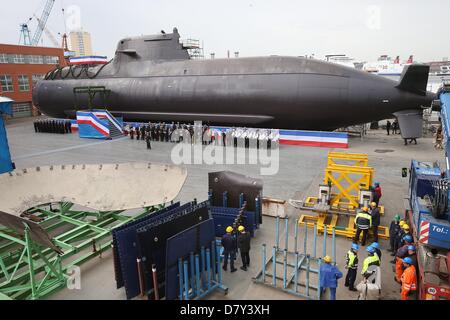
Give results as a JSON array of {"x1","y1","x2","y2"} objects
[{"x1": 1, "y1": 0, "x2": 449, "y2": 62}]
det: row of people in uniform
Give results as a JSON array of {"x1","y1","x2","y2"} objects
[
  {"x1": 34, "y1": 119, "x2": 72, "y2": 134},
  {"x1": 124, "y1": 121, "x2": 280, "y2": 148}
]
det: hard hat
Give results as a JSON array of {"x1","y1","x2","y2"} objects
[
  {"x1": 238, "y1": 225, "x2": 245, "y2": 232},
  {"x1": 366, "y1": 246, "x2": 375, "y2": 253},
  {"x1": 394, "y1": 214, "x2": 401, "y2": 221},
  {"x1": 362, "y1": 207, "x2": 369, "y2": 212},
  {"x1": 404, "y1": 235, "x2": 413, "y2": 243},
  {"x1": 226, "y1": 226, "x2": 233, "y2": 233},
  {"x1": 403, "y1": 257, "x2": 413, "y2": 265},
  {"x1": 408, "y1": 245, "x2": 416, "y2": 252},
  {"x1": 402, "y1": 224, "x2": 410, "y2": 230},
  {"x1": 399, "y1": 221, "x2": 406, "y2": 227},
  {"x1": 371, "y1": 202, "x2": 377, "y2": 207},
  {"x1": 323, "y1": 256, "x2": 332, "y2": 263},
  {"x1": 371, "y1": 242, "x2": 380, "y2": 249},
  {"x1": 351, "y1": 243, "x2": 359, "y2": 251},
  {"x1": 374, "y1": 182, "x2": 380, "y2": 186}
]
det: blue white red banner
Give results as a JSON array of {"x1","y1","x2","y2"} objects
[
  {"x1": 279, "y1": 130, "x2": 348, "y2": 148},
  {"x1": 70, "y1": 56, "x2": 108, "y2": 65}
]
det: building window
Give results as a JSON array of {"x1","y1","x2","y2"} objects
[
  {"x1": 28, "y1": 55, "x2": 44, "y2": 64},
  {"x1": 18, "y1": 75, "x2": 30, "y2": 92},
  {"x1": 0, "y1": 75, "x2": 14, "y2": 92},
  {"x1": 32, "y1": 74, "x2": 44, "y2": 86},
  {"x1": 12, "y1": 54, "x2": 25, "y2": 64},
  {"x1": 12, "y1": 103, "x2": 32, "y2": 118},
  {"x1": 44, "y1": 56, "x2": 59, "y2": 64},
  {"x1": 0, "y1": 53, "x2": 7, "y2": 63}
]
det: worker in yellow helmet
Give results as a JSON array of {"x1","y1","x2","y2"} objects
[
  {"x1": 221, "y1": 226, "x2": 237, "y2": 273},
  {"x1": 320, "y1": 255, "x2": 343, "y2": 300},
  {"x1": 353, "y1": 207, "x2": 372, "y2": 246},
  {"x1": 237, "y1": 225, "x2": 251, "y2": 271},
  {"x1": 369, "y1": 202, "x2": 380, "y2": 242}
]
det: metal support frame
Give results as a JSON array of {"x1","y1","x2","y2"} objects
[
  {"x1": 298, "y1": 213, "x2": 390, "y2": 240},
  {"x1": 324, "y1": 164, "x2": 374, "y2": 208},
  {"x1": 177, "y1": 241, "x2": 228, "y2": 300},
  {"x1": 253, "y1": 217, "x2": 336, "y2": 300},
  {"x1": 295, "y1": 152, "x2": 390, "y2": 240},
  {"x1": 0, "y1": 202, "x2": 159, "y2": 300}
]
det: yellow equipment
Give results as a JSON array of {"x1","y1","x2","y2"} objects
[{"x1": 298, "y1": 152, "x2": 390, "y2": 240}]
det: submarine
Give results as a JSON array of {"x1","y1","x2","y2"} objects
[{"x1": 33, "y1": 28, "x2": 434, "y2": 132}]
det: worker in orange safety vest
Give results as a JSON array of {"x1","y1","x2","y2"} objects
[
  {"x1": 394, "y1": 234, "x2": 413, "y2": 283},
  {"x1": 400, "y1": 257, "x2": 417, "y2": 300}
]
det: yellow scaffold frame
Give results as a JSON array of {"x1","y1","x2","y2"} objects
[
  {"x1": 327, "y1": 152, "x2": 369, "y2": 167},
  {"x1": 298, "y1": 213, "x2": 390, "y2": 240},
  {"x1": 298, "y1": 152, "x2": 389, "y2": 239},
  {"x1": 324, "y1": 164, "x2": 374, "y2": 208}
]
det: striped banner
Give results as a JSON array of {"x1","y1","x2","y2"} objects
[
  {"x1": 419, "y1": 220, "x2": 430, "y2": 244},
  {"x1": 279, "y1": 130, "x2": 349, "y2": 148},
  {"x1": 92, "y1": 110, "x2": 123, "y2": 133},
  {"x1": 70, "y1": 120, "x2": 78, "y2": 131},
  {"x1": 77, "y1": 112, "x2": 110, "y2": 138},
  {"x1": 70, "y1": 56, "x2": 108, "y2": 65}
]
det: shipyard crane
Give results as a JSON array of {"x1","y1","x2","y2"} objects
[
  {"x1": 33, "y1": 14, "x2": 59, "y2": 47},
  {"x1": 21, "y1": 0, "x2": 56, "y2": 46}
]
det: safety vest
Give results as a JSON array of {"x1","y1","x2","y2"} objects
[
  {"x1": 346, "y1": 250, "x2": 358, "y2": 269},
  {"x1": 361, "y1": 254, "x2": 380, "y2": 275},
  {"x1": 401, "y1": 265, "x2": 417, "y2": 292},
  {"x1": 355, "y1": 212, "x2": 372, "y2": 229}
]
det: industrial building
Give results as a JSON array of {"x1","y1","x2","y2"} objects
[
  {"x1": 0, "y1": 44, "x2": 65, "y2": 117},
  {"x1": 69, "y1": 31, "x2": 93, "y2": 57}
]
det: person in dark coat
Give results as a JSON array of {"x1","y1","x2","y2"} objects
[
  {"x1": 386, "y1": 120, "x2": 391, "y2": 135},
  {"x1": 221, "y1": 226, "x2": 237, "y2": 272},
  {"x1": 140, "y1": 125, "x2": 145, "y2": 141},
  {"x1": 237, "y1": 225, "x2": 251, "y2": 271},
  {"x1": 369, "y1": 202, "x2": 380, "y2": 242},
  {"x1": 372, "y1": 182, "x2": 382, "y2": 206},
  {"x1": 136, "y1": 126, "x2": 141, "y2": 140},
  {"x1": 389, "y1": 215, "x2": 401, "y2": 253},
  {"x1": 145, "y1": 132, "x2": 152, "y2": 150},
  {"x1": 392, "y1": 119, "x2": 399, "y2": 134}
]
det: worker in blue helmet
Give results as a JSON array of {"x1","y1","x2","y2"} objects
[
  {"x1": 394, "y1": 235, "x2": 414, "y2": 283},
  {"x1": 361, "y1": 245, "x2": 380, "y2": 280},
  {"x1": 406, "y1": 245, "x2": 418, "y2": 271},
  {"x1": 369, "y1": 242, "x2": 382, "y2": 260},
  {"x1": 344, "y1": 243, "x2": 359, "y2": 291}
]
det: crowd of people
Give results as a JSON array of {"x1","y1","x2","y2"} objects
[
  {"x1": 319, "y1": 181, "x2": 418, "y2": 300},
  {"x1": 34, "y1": 119, "x2": 72, "y2": 134},
  {"x1": 124, "y1": 122, "x2": 280, "y2": 149}
]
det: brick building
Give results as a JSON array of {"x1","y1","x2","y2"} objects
[{"x1": 0, "y1": 44, "x2": 66, "y2": 118}]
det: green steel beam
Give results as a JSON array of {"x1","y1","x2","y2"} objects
[{"x1": 0, "y1": 203, "x2": 160, "y2": 299}]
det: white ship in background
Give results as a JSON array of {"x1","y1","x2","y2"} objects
[
  {"x1": 362, "y1": 55, "x2": 414, "y2": 76},
  {"x1": 325, "y1": 55, "x2": 357, "y2": 68}
]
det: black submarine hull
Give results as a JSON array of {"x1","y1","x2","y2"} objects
[{"x1": 32, "y1": 28, "x2": 434, "y2": 131}]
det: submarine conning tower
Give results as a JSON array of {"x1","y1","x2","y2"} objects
[{"x1": 113, "y1": 27, "x2": 191, "y2": 65}]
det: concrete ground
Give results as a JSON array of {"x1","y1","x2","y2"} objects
[{"x1": 3, "y1": 117, "x2": 443, "y2": 300}]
